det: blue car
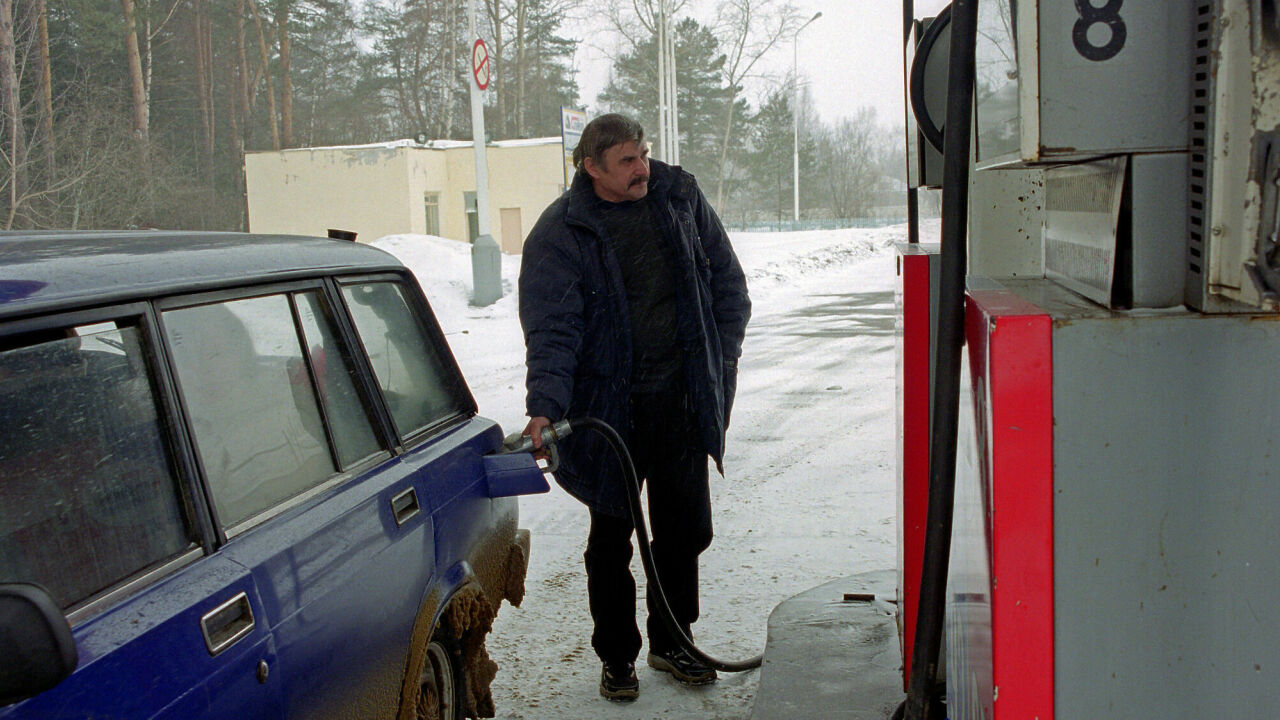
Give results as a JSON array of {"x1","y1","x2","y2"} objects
[{"x1": 0, "y1": 231, "x2": 545, "y2": 719}]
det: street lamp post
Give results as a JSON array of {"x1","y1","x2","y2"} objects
[{"x1": 793, "y1": 11, "x2": 821, "y2": 225}]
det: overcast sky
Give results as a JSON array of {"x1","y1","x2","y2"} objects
[{"x1": 565, "y1": 0, "x2": 951, "y2": 127}]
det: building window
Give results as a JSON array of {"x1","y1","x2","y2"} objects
[{"x1": 424, "y1": 193, "x2": 440, "y2": 236}]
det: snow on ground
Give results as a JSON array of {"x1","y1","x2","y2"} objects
[{"x1": 373, "y1": 220, "x2": 938, "y2": 720}]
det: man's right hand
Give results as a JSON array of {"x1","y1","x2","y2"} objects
[{"x1": 523, "y1": 416, "x2": 553, "y2": 450}]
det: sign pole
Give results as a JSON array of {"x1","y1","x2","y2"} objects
[
  {"x1": 668, "y1": 11, "x2": 679, "y2": 166},
  {"x1": 657, "y1": 8, "x2": 667, "y2": 162},
  {"x1": 468, "y1": 0, "x2": 501, "y2": 306}
]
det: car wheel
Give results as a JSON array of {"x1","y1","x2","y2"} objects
[{"x1": 417, "y1": 632, "x2": 465, "y2": 720}]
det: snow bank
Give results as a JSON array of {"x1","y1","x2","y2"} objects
[
  {"x1": 372, "y1": 234, "x2": 521, "y2": 321},
  {"x1": 373, "y1": 223, "x2": 918, "y2": 322}
]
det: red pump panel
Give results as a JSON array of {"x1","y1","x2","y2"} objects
[
  {"x1": 894, "y1": 245, "x2": 934, "y2": 690},
  {"x1": 951, "y1": 288, "x2": 1055, "y2": 720}
]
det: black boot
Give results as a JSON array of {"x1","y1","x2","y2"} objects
[
  {"x1": 599, "y1": 661, "x2": 639, "y2": 701},
  {"x1": 647, "y1": 647, "x2": 717, "y2": 686}
]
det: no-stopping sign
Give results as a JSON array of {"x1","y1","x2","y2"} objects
[{"x1": 472, "y1": 39, "x2": 490, "y2": 90}]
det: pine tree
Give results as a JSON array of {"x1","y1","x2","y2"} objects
[
  {"x1": 747, "y1": 87, "x2": 793, "y2": 222},
  {"x1": 285, "y1": 0, "x2": 369, "y2": 145},
  {"x1": 599, "y1": 17, "x2": 745, "y2": 190},
  {"x1": 364, "y1": 0, "x2": 468, "y2": 140},
  {"x1": 502, "y1": 0, "x2": 578, "y2": 138}
]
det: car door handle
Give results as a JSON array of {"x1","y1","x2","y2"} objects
[
  {"x1": 201, "y1": 592, "x2": 255, "y2": 656},
  {"x1": 390, "y1": 487, "x2": 420, "y2": 526}
]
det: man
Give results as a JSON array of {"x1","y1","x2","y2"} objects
[{"x1": 518, "y1": 113, "x2": 751, "y2": 702}]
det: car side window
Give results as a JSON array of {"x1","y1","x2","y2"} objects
[
  {"x1": 0, "y1": 321, "x2": 193, "y2": 610},
  {"x1": 165, "y1": 295, "x2": 338, "y2": 528},
  {"x1": 341, "y1": 281, "x2": 464, "y2": 439}
]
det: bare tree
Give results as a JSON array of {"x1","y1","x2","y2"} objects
[
  {"x1": 0, "y1": 0, "x2": 24, "y2": 226},
  {"x1": 226, "y1": 51, "x2": 244, "y2": 228},
  {"x1": 121, "y1": 0, "x2": 149, "y2": 152},
  {"x1": 35, "y1": 0, "x2": 50, "y2": 168},
  {"x1": 234, "y1": 0, "x2": 253, "y2": 144},
  {"x1": 813, "y1": 108, "x2": 890, "y2": 219},
  {"x1": 376, "y1": 0, "x2": 449, "y2": 138},
  {"x1": 249, "y1": 0, "x2": 281, "y2": 149},
  {"x1": 487, "y1": 0, "x2": 580, "y2": 137},
  {"x1": 483, "y1": 0, "x2": 511, "y2": 135},
  {"x1": 54, "y1": 90, "x2": 163, "y2": 229},
  {"x1": 443, "y1": 0, "x2": 456, "y2": 137},
  {"x1": 277, "y1": 0, "x2": 293, "y2": 147},
  {"x1": 514, "y1": 0, "x2": 526, "y2": 135},
  {"x1": 711, "y1": 0, "x2": 800, "y2": 207},
  {"x1": 597, "y1": 0, "x2": 689, "y2": 49},
  {"x1": 143, "y1": 1, "x2": 183, "y2": 130},
  {"x1": 0, "y1": 2, "x2": 72, "y2": 228},
  {"x1": 192, "y1": 0, "x2": 215, "y2": 174}
]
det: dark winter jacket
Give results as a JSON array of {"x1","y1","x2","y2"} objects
[{"x1": 518, "y1": 159, "x2": 751, "y2": 516}]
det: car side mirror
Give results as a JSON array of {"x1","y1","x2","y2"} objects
[
  {"x1": 483, "y1": 453, "x2": 551, "y2": 498},
  {"x1": 0, "y1": 583, "x2": 77, "y2": 707}
]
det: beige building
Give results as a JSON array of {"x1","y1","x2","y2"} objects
[{"x1": 244, "y1": 137, "x2": 566, "y2": 253}]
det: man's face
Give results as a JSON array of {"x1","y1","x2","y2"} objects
[{"x1": 584, "y1": 141, "x2": 650, "y2": 202}]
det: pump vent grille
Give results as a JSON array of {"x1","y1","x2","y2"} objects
[{"x1": 1186, "y1": 1, "x2": 1213, "y2": 282}]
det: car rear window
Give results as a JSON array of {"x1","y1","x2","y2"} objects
[{"x1": 0, "y1": 321, "x2": 193, "y2": 610}]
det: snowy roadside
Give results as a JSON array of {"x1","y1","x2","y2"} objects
[{"x1": 373, "y1": 222, "x2": 933, "y2": 719}]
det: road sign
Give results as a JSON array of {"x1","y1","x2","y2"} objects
[
  {"x1": 472, "y1": 39, "x2": 490, "y2": 90},
  {"x1": 560, "y1": 107, "x2": 587, "y2": 185}
]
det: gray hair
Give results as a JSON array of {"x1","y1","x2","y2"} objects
[{"x1": 572, "y1": 113, "x2": 645, "y2": 171}]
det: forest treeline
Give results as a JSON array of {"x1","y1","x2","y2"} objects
[{"x1": 0, "y1": 0, "x2": 901, "y2": 232}]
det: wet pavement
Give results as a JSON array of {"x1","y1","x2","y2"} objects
[{"x1": 751, "y1": 570, "x2": 904, "y2": 720}]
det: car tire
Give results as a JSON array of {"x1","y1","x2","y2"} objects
[{"x1": 417, "y1": 631, "x2": 466, "y2": 720}]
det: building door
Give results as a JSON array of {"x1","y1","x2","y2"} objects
[{"x1": 499, "y1": 208, "x2": 522, "y2": 254}]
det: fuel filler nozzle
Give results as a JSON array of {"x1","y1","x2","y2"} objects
[{"x1": 501, "y1": 418, "x2": 573, "y2": 472}]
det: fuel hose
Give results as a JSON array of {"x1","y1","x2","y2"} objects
[{"x1": 904, "y1": 0, "x2": 980, "y2": 718}]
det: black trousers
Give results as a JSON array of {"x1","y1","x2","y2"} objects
[{"x1": 584, "y1": 390, "x2": 713, "y2": 665}]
